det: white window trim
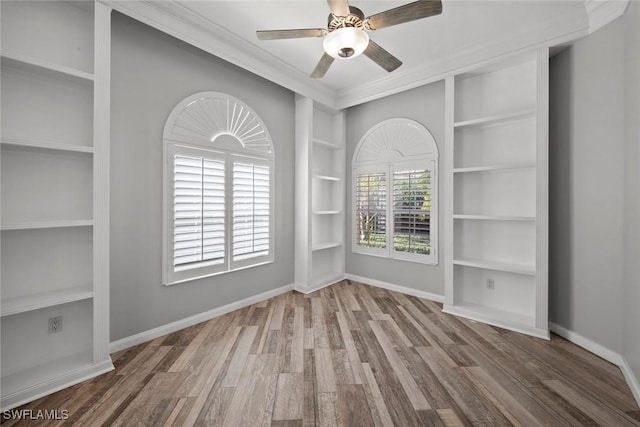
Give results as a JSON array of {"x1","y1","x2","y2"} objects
[
  {"x1": 352, "y1": 118, "x2": 438, "y2": 265},
  {"x1": 162, "y1": 92, "x2": 275, "y2": 286}
]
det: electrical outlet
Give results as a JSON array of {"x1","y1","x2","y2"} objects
[
  {"x1": 486, "y1": 278, "x2": 495, "y2": 290},
  {"x1": 49, "y1": 316, "x2": 63, "y2": 334}
]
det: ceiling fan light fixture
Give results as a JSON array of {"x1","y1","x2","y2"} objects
[{"x1": 323, "y1": 27, "x2": 369, "y2": 59}]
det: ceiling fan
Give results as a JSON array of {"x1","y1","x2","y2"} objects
[{"x1": 256, "y1": 0, "x2": 442, "y2": 78}]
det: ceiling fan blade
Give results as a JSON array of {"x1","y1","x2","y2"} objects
[
  {"x1": 363, "y1": 40, "x2": 402, "y2": 72},
  {"x1": 310, "y1": 53, "x2": 335, "y2": 79},
  {"x1": 366, "y1": 0, "x2": 442, "y2": 31},
  {"x1": 256, "y1": 28, "x2": 327, "y2": 40},
  {"x1": 327, "y1": 0, "x2": 350, "y2": 17}
]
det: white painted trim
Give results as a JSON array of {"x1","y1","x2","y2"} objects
[
  {"x1": 620, "y1": 357, "x2": 640, "y2": 407},
  {"x1": 585, "y1": 0, "x2": 629, "y2": 34},
  {"x1": 93, "y1": 0, "x2": 112, "y2": 366},
  {"x1": 100, "y1": 0, "x2": 335, "y2": 108},
  {"x1": 109, "y1": 284, "x2": 293, "y2": 353},
  {"x1": 0, "y1": 360, "x2": 114, "y2": 412},
  {"x1": 549, "y1": 321, "x2": 640, "y2": 406},
  {"x1": 336, "y1": 8, "x2": 589, "y2": 108},
  {"x1": 344, "y1": 273, "x2": 444, "y2": 304},
  {"x1": 549, "y1": 322, "x2": 623, "y2": 366},
  {"x1": 444, "y1": 305, "x2": 550, "y2": 340},
  {"x1": 293, "y1": 278, "x2": 341, "y2": 295}
]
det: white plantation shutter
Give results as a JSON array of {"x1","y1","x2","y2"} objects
[
  {"x1": 392, "y1": 168, "x2": 431, "y2": 255},
  {"x1": 173, "y1": 152, "x2": 225, "y2": 271},
  {"x1": 232, "y1": 159, "x2": 271, "y2": 263},
  {"x1": 354, "y1": 171, "x2": 387, "y2": 252},
  {"x1": 163, "y1": 92, "x2": 275, "y2": 285},
  {"x1": 351, "y1": 119, "x2": 438, "y2": 265}
]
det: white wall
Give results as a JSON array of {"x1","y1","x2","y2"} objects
[
  {"x1": 549, "y1": 14, "x2": 625, "y2": 355},
  {"x1": 110, "y1": 13, "x2": 295, "y2": 341},
  {"x1": 623, "y1": 0, "x2": 640, "y2": 397},
  {"x1": 345, "y1": 82, "x2": 445, "y2": 295},
  {"x1": 549, "y1": 4, "x2": 640, "y2": 395}
]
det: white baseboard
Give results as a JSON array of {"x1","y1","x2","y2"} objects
[
  {"x1": 1, "y1": 360, "x2": 114, "y2": 412},
  {"x1": 550, "y1": 321, "x2": 640, "y2": 406},
  {"x1": 110, "y1": 284, "x2": 294, "y2": 353},
  {"x1": 620, "y1": 356, "x2": 640, "y2": 407},
  {"x1": 549, "y1": 322, "x2": 623, "y2": 365},
  {"x1": 293, "y1": 277, "x2": 344, "y2": 295},
  {"x1": 344, "y1": 273, "x2": 444, "y2": 304}
]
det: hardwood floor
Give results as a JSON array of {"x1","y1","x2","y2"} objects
[{"x1": 3, "y1": 280, "x2": 639, "y2": 426}]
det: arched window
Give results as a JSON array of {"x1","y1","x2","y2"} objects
[
  {"x1": 162, "y1": 92, "x2": 274, "y2": 285},
  {"x1": 352, "y1": 118, "x2": 438, "y2": 264}
]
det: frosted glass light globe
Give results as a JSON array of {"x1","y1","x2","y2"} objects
[{"x1": 323, "y1": 27, "x2": 369, "y2": 59}]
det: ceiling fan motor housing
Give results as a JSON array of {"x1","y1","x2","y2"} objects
[
  {"x1": 326, "y1": 6, "x2": 368, "y2": 58},
  {"x1": 327, "y1": 6, "x2": 366, "y2": 31}
]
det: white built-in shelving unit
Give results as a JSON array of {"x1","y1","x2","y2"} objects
[
  {"x1": 0, "y1": 0, "x2": 113, "y2": 410},
  {"x1": 443, "y1": 49, "x2": 549, "y2": 339},
  {"x1": 295, "y1": 97, "x2": 346, "y2": 291}
]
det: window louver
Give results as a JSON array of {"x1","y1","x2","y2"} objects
[
  {"x1": 173, "y1": 154, "x2": 225, "y2": 270},
  {"x1": 355, "y1": 172, "x2": 387, "y2": 249},
  {"x1": 392, "y1": 169, "x2": 431, "y2": 255},
  {"x1": 233, "y1": 161, "x2": 270, "y2": 261}
]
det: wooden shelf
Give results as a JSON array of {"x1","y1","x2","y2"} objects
[
  {"x1": 0, "y1": 351, "x2": 94, "y2": 398},
  {"x1": 313, "y1": 138, "x2": 341, "y2": 150},
  {"x1": 312, "y1": 271, "x2": 344, "y2": 288},
  {"x1": 0, "y1": 0, "x2": 114, "y2": 410},
  {"x1": 1, "y1": 286, "x2": 93, "y2": 317},
  {"x1": 0, "y1": 137, "x2": 94, "y2": 154},
  {"x1": 312, "y1": 241, "x2": 342, "y2": 251},
  {"x1": 453, "y1": 163, "x2": 535, "y2": 173},
  {"x1": 1, "y1": 219, "x2": 93, "y2": 231},
  {"x1": 453, "y1": 214, "x2": 535, "y2": 222},
  {"x1": 1, "y1": 51, "x2": 94, "y2": 82},
  {"x1": 442, "y1": 303, "x2": 549, "y2": 339},
  {"x1": 313, "y1": 210, "x2": 341, "y2": 215},
  {"x1": 453, "y1": 258, "x2": 536, "y2": 276},
  {"x1": 313, "y1": 174, "x2": 341, "y2": 182},
  {"x1": 454, "y1": 109, "x2": 535, "y2": 128}
]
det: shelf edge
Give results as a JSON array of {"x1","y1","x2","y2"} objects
[
  {"x1": 453, "y1": 163, "x2": 536, "y2": 173},
  {"x1": 453, "y1": 258, "x2": 536, "y2": 276},
  {"x1": 1, "y1": 220, "x2": 94, "y2": 231},
  {"x1": 454, "y1": 109, "x2": 536, "y2": 128},
  {"x1": 1, "y1": 289, "x2": 94, "y2": 317},
  {"x1": 0, "y1": 138, "x2": 94, "y2": 154},
  {"x1": 1, "y1": 50, "x2": 94, "y2": 81},
  {"x1": 452, "y1": 215, "x2": 535, "y2": 222}
]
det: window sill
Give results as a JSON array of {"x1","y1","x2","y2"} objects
[
  {"x1": 164, "y1": 259, "x2": 274, "y2": 286},
  {"x1": 351, "y1": 248, "x2": 438, "y2": 266}
]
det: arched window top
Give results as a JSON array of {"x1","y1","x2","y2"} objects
[
  {"x1": 352, "y1": 118, "x2": 438, "y2": 265},
  {"x1": 353, "y1": 118, "x2": 438, "y2": 165},
  {"x1": 163, "y1": 91, "x2": 274, "y2": 157}
]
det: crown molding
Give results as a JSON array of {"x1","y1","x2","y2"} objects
[
  {"x1": 336, "y1": 5, "x2": 589, "y2": 108},
  {"x1": 585, "y1": 0, "x2": 629, "y2": 34},
  {"x1": 101, "y1": 0, "x2": 337, "y2": 108},
  {"x1": 103, "y1": 0, "x2": 628, "y2": 110}
]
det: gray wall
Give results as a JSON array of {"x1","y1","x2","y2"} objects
[
  {"x1": 110, "y1": 13, "x2": 295, "y2": 341},
  {"x1": 549, "y1": 8, "x2": 638, "y2": 366},
  {"x1": 345, "y1": 82, "x2": 445, "y2": 295},
  {"x1": 623, "y1": 1, "x2": 640, "y2": 395}
]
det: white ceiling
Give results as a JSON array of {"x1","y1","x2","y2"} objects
[{"x1": 107, "y1": 0, "x2": 626, "y2": 108}]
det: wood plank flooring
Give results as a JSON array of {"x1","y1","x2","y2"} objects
[{"x1": 3, "y1": 280, "x2": 639, "y2": 426}]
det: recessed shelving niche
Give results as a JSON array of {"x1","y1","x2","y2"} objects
[
  {"x1": 295, "y1": 97, "x2": 346, "y2": 291},
  {"x1": 0, "y1": 0, "x2": 113, "y2": 410},
  {"x1": 444, "y1": 49, "x2": 549, "y2": 339}
]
